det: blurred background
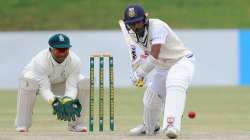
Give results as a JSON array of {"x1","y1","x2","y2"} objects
[
  {"x1": 0, "y1": 0, "x2": 250, "y2": 137},
  {"x1": 1, "y1": 0, "x2": 250, "y2": 88}
]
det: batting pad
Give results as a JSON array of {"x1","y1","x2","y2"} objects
[
  {"x1": 143, "y1": 87, "x2": 161, "y2": 135},
  {"x1": 163, "y1": 86, "x2": 186, "y2": 131}
]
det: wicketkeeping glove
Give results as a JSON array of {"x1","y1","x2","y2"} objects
[
  {"x1": 72, "y1": 99, "x2": 82, "y2": 118},
  {"x1": 51, "y1": 96, "x2": 64, "y2": 120},
  {"x1": 61, "y1": 96, "x2": 82, "y2": 122}
]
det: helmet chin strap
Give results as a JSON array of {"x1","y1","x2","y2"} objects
[
  {"x1": 135, "y1": 26, "x2": 149, "y2": 48},
  {"x1": 136, "y1": 19, "x2": 149, "y2": 36},
  {"x1": 135, "y1": 28, "x2": 145, "y2": 37}
]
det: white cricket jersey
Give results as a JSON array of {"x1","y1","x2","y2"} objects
[
  {"x1": 128, "y1": 18, "x2": 192, "y2": 69},
  {"x1": 23, "y1": 49, "x2": 82, "y2": 101}
]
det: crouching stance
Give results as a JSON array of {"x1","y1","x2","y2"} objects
[
  {"x1": 120, "y1": 5, "x2": 195, "y2": 138},
  {"x1": 15, "y1": 33, "x2": 89, "y2": 132}
]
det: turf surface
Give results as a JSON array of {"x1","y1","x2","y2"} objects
[{"x1": 0, "y1": 86, "x2": 250, "y2": 139}]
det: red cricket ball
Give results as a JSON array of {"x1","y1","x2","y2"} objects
[{"x1": 188, "y1": 111, "x2": 196, "y2": 119}]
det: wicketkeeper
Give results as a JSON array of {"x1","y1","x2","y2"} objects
[
  {"x1": 15, "y1": 33, "x2": 89, "y2": 132},
  {"x1": 120, "y1": 4, "x2": 195, "y2": 138}
]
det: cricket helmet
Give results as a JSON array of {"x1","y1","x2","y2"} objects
[
  {"x1": 123, "y1": 4, "x2": 147, "y2": 25},
  {"x1": 48, "y1": 33, "x2": 72, "y2": 48}
]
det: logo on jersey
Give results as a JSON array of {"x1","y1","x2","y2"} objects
[
  {"x1": 59, "y1": 34, "x2": 65, "y2": 42},
  {"x1": 128, "y1": 8, "x2": 136, "y2": 17}
]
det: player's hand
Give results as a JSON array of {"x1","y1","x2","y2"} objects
[
  {"x1": 51, "y1": 96, "x2": 64, "y2": 120},
  {"x1": 135, "y1": 79, "x2": 145, "y2": 87},
  {"x1": 72, "y1": 99, "x2": 82, "y2": 118},
  {"x1": 130, "y1": 71, "x2": 145, "y2": 87},
  {"x1": 131, "y1": 54, "x2": 148, "y2": 71},
  {"x1": 61, "y1": 96, "x2": 75, "y2": 121},
  {"x1": 61, "y1": 96, "x2": 82, "y2": 122}
]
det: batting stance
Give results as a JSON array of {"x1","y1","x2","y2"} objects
[
  {"x1": 15, "y1": 33, "x2": 89, "y2": 132},
  {"x1": 120, "y1": 5, "x2": 195, "y2": 138}
]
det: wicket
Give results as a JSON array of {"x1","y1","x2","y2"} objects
[{"x1": 89, "y1": 53, "x2": 114, "y2": 132}]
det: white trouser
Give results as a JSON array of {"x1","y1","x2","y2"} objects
[
  {"x1": 143, "y1": 55, "x2": 195, "y2": 134},
  {"x1": 163, "y1": 56, "x2": 195, "y2": 131},
  {"x1": 143, "y1": 68, "x2": 166, "y2": 135},
  {"x1": 15, "y1": 73, "x2": 90, "y2": 130}
]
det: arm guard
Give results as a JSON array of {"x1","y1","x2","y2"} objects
[{"x1": 135, "y1": 55, "x2": 158, "y2": 77}]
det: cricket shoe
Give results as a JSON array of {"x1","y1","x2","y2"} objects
[
  {"x1": 16, "y1": 127, "x2": 28, "y2": 132},
  {"x1": 164, "y1": 126, "x2": 180, "y2": 139},
  {"x1": 68, "y1": 125, "x2": 88, "y2": 132},
  {"x1": 129, "y1": 123, "x2": 160, "y2": 136}
]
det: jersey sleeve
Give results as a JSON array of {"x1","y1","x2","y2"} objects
[
  {"x1": 32, "y1": 61, "x2": 55, "y2": 102},
  {"x1": 64, "y1": 61, "x2": 81, "y2": 99},
  {"x1": 151, "y1": 25, "x2": 168, "y2": 45}
]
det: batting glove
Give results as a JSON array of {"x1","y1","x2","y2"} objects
[
  {"x1": 130, "y1": 70, "x2": 145, "y2": 87},
  {"x1": 131, "y1": 54, "x2": 148, "y2": 71}
]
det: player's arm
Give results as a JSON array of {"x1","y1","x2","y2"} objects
[
  {"x1": 64, "y1": 62, "x2": 81, "y2": 99},
  {"x1": 134, "y1": 25, "x2": 168, "y2": 78},
  {"x1": 32, "y1": 61, "x2": 55, "y2": 103},
  {"x1": 151, "y1": 44, "x2": 161, "y2": 59},
  {"x1": 31, "y1": 60, "x2": 67, "y2": 120},
  {"x1": 138, "y1": 43, "x2": 161, "y2": 74},
  {"x1": 134, "y1": 47, "x2": 159, "y2": 79},
  {"x1": 60, "y1": 62, "x2": 82, "y2": 121},
  {"x1": 136, "y1": 43, "x2": 161, "y2": 75},
  {"x1": 130, "y1": 46, "x2": 160, "y2": 87}
]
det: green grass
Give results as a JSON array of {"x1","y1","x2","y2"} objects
[
  {"x1": 0, "y1": 86, "x2": 250, "y2": 133},
  {"x1": 185, "y1": 87, "x2": 250, "y2": 131},
  {"x1": 1, "y1": 0, "x2": 250, "y2": 30}
]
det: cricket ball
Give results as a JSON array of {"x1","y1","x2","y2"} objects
[{"x1": 188, "y1": 111, "x2": 196, "y2": 119}]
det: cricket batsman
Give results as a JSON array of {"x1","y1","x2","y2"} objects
[
  {"x1": 119, "y1": 4, "x2": 195, "y2": 138},
  {"x1": 15, "y1": 33, "x2": 89, "y2": 132}
]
